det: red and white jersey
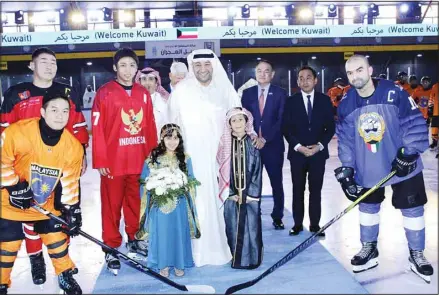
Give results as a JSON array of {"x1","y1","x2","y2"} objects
[
  {"x1": 92, "y1": 80, "x2": 157, "y2": 176},
  {"x1": 0, "y1": 82, "x2": 89, "y2": 146}
]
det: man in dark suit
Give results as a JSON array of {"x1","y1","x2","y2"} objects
[
  {"x1": 282, "y1": 65, "x2": 335, "y2": 237},
  {"x1": 242, "y1": 60, "x2": 287, "y2": 230}
]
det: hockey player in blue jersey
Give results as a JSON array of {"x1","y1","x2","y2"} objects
[{"x1": 334, "y1": 55, "x2": 433, "y2": 283}]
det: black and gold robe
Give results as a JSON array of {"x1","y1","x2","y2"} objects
[{"x1": 224, "y1": 134, "x2": 263, "y2": 269}]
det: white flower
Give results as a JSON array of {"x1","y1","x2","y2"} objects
[
  {"x1": 155, "y1": 186, "x2": 166, "y2": 196},
  {"x1": 170, "y1": 184, "x2": 179, "y2": 190}
]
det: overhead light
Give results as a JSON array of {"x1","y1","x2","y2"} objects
[
  {"x1": 71, "y1": 12, "x2": 85, "y2": 23},
  {"x1": 86, "y1": 61, "x2": 93, "y2": 66},
  {"x1": 14, "y1": 10, "x2": 24, "y2": 25},
  {"x1": 59, "y1": 9, "x2": 65, "y2": 14},
  {"x1": 311, "y1": 56, "x2": 317, "y2": 60},
  {"x1": 256, "y1": 57, "x2": 261, "y2": 60},
  {"x1": 299, "y1": 8, "x2": 313, "y2": 19},
  {"x1": 241, "y1": 4, "x2": 250, "y2": 18},
  {"x1": 368, "y1": 3, "x2": 379, "y2": 17},
  {"x1": 417, "y1": 53, "x2": 423, "y2": 57},
  {"x1": 328, "y1": 4, "x2": 337, "y2": 18},
  {"x1": 365, "y1": 55, "x2": 370, "y2": 58},
  {"x1": 285, "y1": 4, "x2": 295, "y2": 18},
  {"x1": 102, "y1": 7, "x2": 113, "y2": 21},
  {"x1": 399, "y1": 4, "x2": 409, "y2": 13}
]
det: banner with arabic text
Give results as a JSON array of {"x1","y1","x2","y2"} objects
[
  {"x1": 0, "y1": 24, "x2": 437, "y2": 47},
  {"x1": 145, "y1": 39, "x2": 220, "y2": 59}
]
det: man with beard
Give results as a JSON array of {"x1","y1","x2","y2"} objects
[
  {"x1": 335, "y1": 55, "x2": 433, "y2": 283},
  {"x1": 168, "y1": 49, "x2": 240, "y2": 267}
]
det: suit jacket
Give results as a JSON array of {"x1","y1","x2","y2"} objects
[
  {"x1": 282, "y1": 91, "x2": 335, "y2": 162},
  {"x1": 242, "y1": 84, "x2": 287, "y2": 151}
]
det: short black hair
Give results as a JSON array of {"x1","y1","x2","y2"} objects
[
  {"x1": 42, "y1": 90, "x2": 70, "y2": 110},
  {"x1": 113, "y1": 48, "x2": 139, "y2": 67},
  {"x1": 256, "y1": 59, "x2": 274, "y2": 71},
  {"x1": 32, "y1": 47, "x2": 56, "y2": 61},
  {"x1": 298, "y1": 65, "x2": 317, "y2": 79}
]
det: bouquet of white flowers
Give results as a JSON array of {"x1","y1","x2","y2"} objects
[{"x1": 140, "y1": 166, "x2": 200, "y2": 207}]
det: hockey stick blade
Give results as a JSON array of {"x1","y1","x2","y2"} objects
[
  {"x1": 32, "y1": 204, "x2": 216, "y2": 294},
  {"x1": 225, "y1": 171, "x2": 396, "y2": 295}
]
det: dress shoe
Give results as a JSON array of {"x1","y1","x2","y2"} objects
[
  {"x1": 310, "y1": 225, "x2": 325, "y2": 237},
  {"x1": 289, "y1": 225, "x2": 303, "y2": 236},
  {"x1": 272, "y1": 219, "x2": 285, "y2": 230}
]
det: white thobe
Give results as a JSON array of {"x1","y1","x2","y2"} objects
[
  {"x1": 151, "y1": 92, "x2": 168, "y2": 140},
  {"x1": 169, "y1": 78, "x2": 240, "y2": 266}
]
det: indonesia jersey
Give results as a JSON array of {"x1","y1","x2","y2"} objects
[
  {"x1": 1, "y1": 119, "x2": 83, "y2": 221},
  {"x1": 92, "y1": 80, "x2": 157, "y2": 176},
  {"x1": 337, "y1": 79, "x2": 428, "y2": 188},
  {"x1": 412, "y1": 87, "x2": 433, "y2": 119},
  {"x1": 0, "y1": 82, "x2": 89, "y2": 146}
]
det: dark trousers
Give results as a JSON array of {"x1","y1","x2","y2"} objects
[
  {"x1": 260, "y1": 144, "x2": 285, "y2": 220},
  {"x1": 290, "y1": 155, "x2": 326, "y2": 227}
]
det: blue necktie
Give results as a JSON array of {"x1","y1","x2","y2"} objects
[{"x1": 307, "y1": 95, "x2": 312, "y2": 123}]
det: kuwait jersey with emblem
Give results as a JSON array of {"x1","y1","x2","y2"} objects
[
  {"x1": 92, "y1": 80, "x2": 157, "y2": 176},
  {"x1": 0, "y1": 118, "x2": 84, "y2": 221},
  {"x1": 0, "y1": 82, "x2": 89, "y2": 146},
  {"x1": 336, "y1": 79, "x2": 429, "y2": 188}
]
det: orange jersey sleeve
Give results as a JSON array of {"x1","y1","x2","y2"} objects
[{"x1": 0, "y1": 127, "x2": 20, "y2": 187}]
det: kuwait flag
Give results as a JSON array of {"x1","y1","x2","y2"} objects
[{"x1": 177, "y1": 28, "x2": 198, "y2": 39}]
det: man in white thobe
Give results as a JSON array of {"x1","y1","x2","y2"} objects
[{"x1": 168, "y1": 49, "x2": 240, "y2": 266}]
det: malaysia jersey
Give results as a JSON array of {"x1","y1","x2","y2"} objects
[
  {"x1": 92, "y1": 80, "x2": 157, "y2": 176},
  {"x1": 412, "y1": 87, "x2": 432, "y2": 119},
  {"x1": 0, "y1": 82, "x2": 89, "y2": 146},
  {"x1": 336, "y1": 79, "x2": 429, "y2": 188},
  {"x1": 327, "y1": 86, "x2": 344, "y2": 107},
  {"x1": 1, "y1": 119, "x2": 84, "y2": 221}
]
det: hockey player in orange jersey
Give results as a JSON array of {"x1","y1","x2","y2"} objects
[
  {"x1": 407, "y1": 75, "x2": 421, "y2": 97},
  {"x1": 412, "y1": 76, "x2": 433, "y2": 122},
  {"x1": 394, "y1": 71, "x2": 410, "y2": 93},
  {"x1": 0, "y1": 91, "x2": 83, "y2": 295}
]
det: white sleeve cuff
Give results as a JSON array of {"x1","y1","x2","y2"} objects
[{"x1": 294, "y1": 143, "x2": 302, "y2": 152}]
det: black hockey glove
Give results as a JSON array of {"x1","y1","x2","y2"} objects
[
  {"x1": 5, "y1": 180, "x2": 34, "y2": 210},
  {"x1": 61, "y1": 204, "x2": 82, "y2": 237},
  {"x1": 427, "y1": 105, "x2": 434, "y2": 118},
  {"x1": 391, "y1": 147, "x2": 418, "y2": 177},
  {"x1": 334, "y1": 167, "x2": 363, "y2": 202}
]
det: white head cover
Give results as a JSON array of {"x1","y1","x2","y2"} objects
[
  {"x1": 187, "y1": 49, "x2": 233, "y2": 90},
  {"x1": 170, "y1": 62, "x2": 188, "y2": 74}
]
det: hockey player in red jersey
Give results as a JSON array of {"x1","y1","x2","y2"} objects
[
  {"x1": 92, "y1": 48, "x2": 157, "y2": 274},
  {"x1": 0, "y1": 47, "x2": 89, "y2": 285},
  {"x1": 0, "y1": 90, "x2": 84, "y2": 295}
]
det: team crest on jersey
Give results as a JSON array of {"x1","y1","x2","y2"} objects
[
  {"x1": 121, "y1": 108, "x2": 143, "y2": 135},
  {"x1": 358, "y1": 112, "x2": 386, "y2": 153},
  {"x1": 30, "y1": 164, "x2": 61, "y2": 205},
  {"x1": 419, "y1": 96, "x2": 429, "y2": 108},
  {"x1": 18, "y1": 90, "x2": 31, "y2": 100}
]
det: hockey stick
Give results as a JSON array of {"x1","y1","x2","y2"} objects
[
  {"x1": 32, "y1": 204, "x2": 215, "y2": 294},
  {"x1": 225, "y1": 170, "x2": 396, "y2": 295}
]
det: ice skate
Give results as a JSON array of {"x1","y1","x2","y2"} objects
[
  {"x1": 30, "y1": 252, "x2": 46, "y2": 285},
  {"x1": 105, "y1": 252, "x2": 121, "y2": 276},
  {"x1": 58, "y1": 269, "x2": 82, "y2": 295},
  {"x1": 409, "y1": 249, "x2": 433, "y2": 283},
  {"x1": 126, "y1": 239, "x2": 148, "y2": 261},
  {"x1": 351, "y1": 241, "x2": 379, "y2": 273}
]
